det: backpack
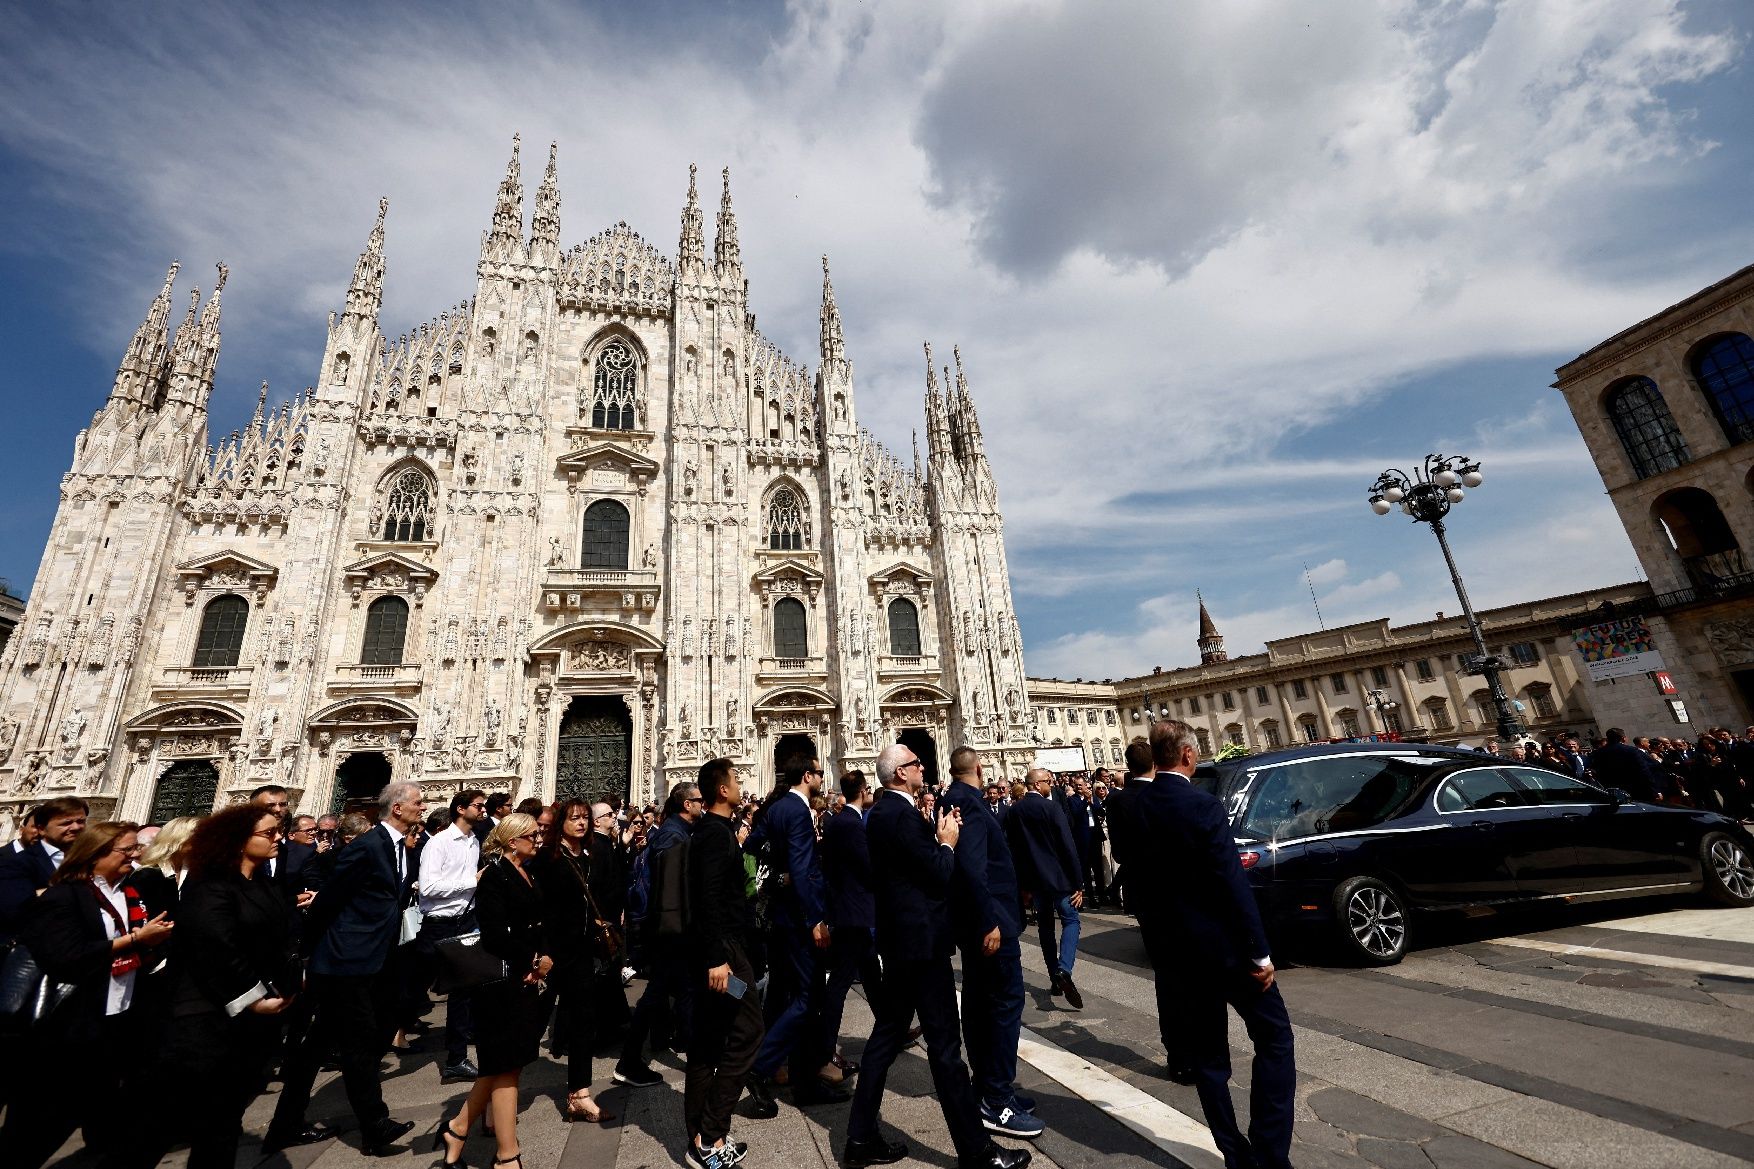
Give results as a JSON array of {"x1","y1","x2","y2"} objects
[{"x1": 651, "y1": 829, "x2": 692, "y2": 943}]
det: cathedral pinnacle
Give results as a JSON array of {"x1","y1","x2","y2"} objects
[
  {"x1": 678, "y1": 163, "x2": 707, "y2": 278},
  {"x1": 483, "y1": 133, "x2": 524, "y2": 260},
  {"x1": 714, "y1": 166, "x2": 742, "y2": 281},
  {"x1": 819, "y1": 254, "x2": 847, "y2": 370},
  {"x1": 1197, "y1": 590, "x2": 1228, "y2": 665},
  {"x1": 531, "y1": 141, "x2": 561, "y2": 246},
  {"x1": 924, "y1": 341, "x2": 952, "y2": 457},
  {"x1": 344, "y1": 197, "x2": 388, "y2": 323},
  {"x1": 113, "y1": 260, "x2": 182, "y2": 407}
]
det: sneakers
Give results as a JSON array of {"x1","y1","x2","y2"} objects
[
  {"x1": 687, "y1": 1141, "x2": 739, "y2": 1169},
  {"x1": 622, "y1": 964, "x2": 637, "y2": 985},
  {"x1": 613, "y1": 1062, "x2": 665, "y2": 1087},
  {"x1": 981, "y1": 1099, "x2": 1044, "y2": 1139}
]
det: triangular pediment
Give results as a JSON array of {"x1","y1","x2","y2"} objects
[
  {"x1": 341, "y1": 551, "x2": 440, "y2": 583},
  {"x1": 868, "y1": 561, "x2": 934, "y2": 590},
  {"x1": 174, "y1": 550, "x2": 278, "y2": 580},
  {"x1": 752, "y1": 558, "x2": 825, "y2": 588},
  {"x1": 555, "y1": 443, "x2": 660, "y2": 478}
]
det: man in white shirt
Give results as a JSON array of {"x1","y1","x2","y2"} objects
[{"x1": 417, "y1": 787, "x2": 487, "y2": 1081}]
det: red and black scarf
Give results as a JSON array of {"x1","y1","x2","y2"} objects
[{"x1": 89, "y1": 880, "x2": 148, "y2": 976}]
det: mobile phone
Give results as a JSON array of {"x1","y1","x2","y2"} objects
[{"x1": 724, "y1": 973, "x2": 748, "y2": 1000}]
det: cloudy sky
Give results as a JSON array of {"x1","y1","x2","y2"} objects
[{"x1": 2, "y1": 0, "x2": 1750, "y2": 679}]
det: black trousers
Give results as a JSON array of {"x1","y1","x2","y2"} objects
[
  {"x1": 621, "y1": 949, "x2": 695, "y2": 1068},
  {"x1": 847, "y1": 953, "x2": 987, "y2": 1162},
  {"x1": 0, "y1": 1010, "x2": 134, "y2": 1169},
  {"x1": 109, "y1": 1011, "x2": 278, "y2": 1169},
  {"x1": 685, "y1": 941, "x2": 765, "y2": 1146},
  {"x1": 819, "y1": 925, "x2": 883, "y2": 1057},
  {"x1": 284, "y1": 970, "x2": 398, "y2": 1132},
  {"x1": 550, "y1": 956, "x2": 597, "y2": 1091},
  {"x1": 1081, "y1": 838, "x2": 1109, "y2": 901},
  {"x1": 959, "y1": 935, "x2": 1024, "y2": 1106},
  {"x1": 1166, "y1": 964, "x2": 1297, "y2": 1169},
  {"x1": 412, "y1": 911, "x2": 477, "y2": 1065}
]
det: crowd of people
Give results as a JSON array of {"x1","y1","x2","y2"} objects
[
  {"x1": 0, "y1": 718, "x2": 1298, "y2": 1169},
  {"x1": 1475, "y1": 726, "x2": 1754, "y2": 818}
]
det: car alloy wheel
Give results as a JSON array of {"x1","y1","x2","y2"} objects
[
  {"x1": 1345, "y1": 883, "x2": 1406, "y2": 961},
  {"x1": 1707, "y1": 835, "x2": 1754, "y2": 903}
]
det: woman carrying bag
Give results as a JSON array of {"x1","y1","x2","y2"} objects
[
  {"x1": 435, "y1": 813, "x2": 553, "y2": 1169},
  {"x1": 0, "y1": 821, "x2": 173, "y2": 1169},
  {"x1": 533, "y1": 799, "x2": 618, "y2": 1123},
  {"x1": 115, "y1": 803, "x2": 299, "y2": 1169}
]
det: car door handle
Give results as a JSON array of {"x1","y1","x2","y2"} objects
[
  {"x1": 1561, "y1": 812, "x2": 1584, "y2": 820},
  {"x1": 1469, "y1": 819, "x2": 1494, "y2": 829}
]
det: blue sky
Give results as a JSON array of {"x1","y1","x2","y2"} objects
[{"x1": 2, "y1": 0, "x2": 1751, "y2": 678}]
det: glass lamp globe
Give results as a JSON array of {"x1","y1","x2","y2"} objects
[
  {"x1": 1434, "y1": 469, "x2": 1459, "y2": 488},
  {"x1": 1382, "y1": 485, "x2": 1405, "y2": 503},
  {"x1": 1371, "y1": 497, "x2": 1393, "y2": 515},
  {"x1": 1445, "y1": 486, "x2": 1465, "y2": 503},
  {"x1": 1461, "y1": 469, "x2": 1484, "y2": 488}
]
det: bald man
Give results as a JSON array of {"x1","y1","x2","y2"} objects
[{"x1": 1003, "y1": 770, "x2": 1084, "y2": 1008}]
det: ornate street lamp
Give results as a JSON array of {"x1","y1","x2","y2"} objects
[
  {"x1": 1364, "y1": 688, "x2": 1399, "y2": 735},
  {"x1": 1368, "y1": 454, "x2": 1522, "y2": 743}
]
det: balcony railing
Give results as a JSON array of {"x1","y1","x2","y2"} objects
[
  {"x1": 333, "y1": 662, "x2": 424, "y2": 687},
  {"x1": 157, "y1": 664, "x2": 254, "y2": 692}
]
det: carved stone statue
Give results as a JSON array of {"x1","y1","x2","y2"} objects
[
  {"x1": 428, "y1": 704, "x2": 450, "y2": 753},
  {"x1": 548, "y1": 536, "x2": 565, "y2": 566},
  {"x1": 643, "y1": 543, "x2": 657, "y2": 569},
  {"x1": 509, "y1": 453, "x2": 525, "y2": 482},
  {"x1": 722, "y1": 464, "x2": 734, "y2": 497},
  {"x1": 483, "y1": 700, "x2": 502, "y2": 747},
  {"x1": 15, "y1": 753, "x2": 48, "y2": 795},
  {"x1": 59, "y1": 708, "x2": 86, "y2": 756},
  {"x1": 257, "y1": 708, "x2": 278, "y2": 743},
  {"x1": 726, "y1": 697, "x2": 737, "y2": 727},
  {"x1": 0, "y1": 714, "x2": 17, "y2": 764},
  {"x1": 683, "y1": 461, "x2": 698, "y2": 496}
]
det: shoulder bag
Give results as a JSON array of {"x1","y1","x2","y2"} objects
[{"x1": 430, "y1": 874, "x2": 509, "y2": 994}]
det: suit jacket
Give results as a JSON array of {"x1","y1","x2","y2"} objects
[
  {"x1": 942, "y1": 781, "x2": 1021, "y2": 943},
  {"x1": 0, "y1": 840, "x2": 59, "y2": 939},
  {"x1": 18, "y1": 880, "x2": 126, "y2": 1045},
  {"x1": 689, "y1": 811, "x2": 753, "y2": 969},
  {"x1": 866, "y1": 788, "x2": 956, "y2": 962},
  {"x1": 304, "y1": 825, "x2": 412, "y2": 977},
  {"x1": 1090, "y1": 795, "x2": 1109, "y2": 844},
  {"x1": 532, "y1": 847, "x2": 597, "y2": 965},
  {"x1": 1105, "y1": 779, "x2": 1151, "y2": 903},
  {"x1": 169, "y1": 870, "x2": 297, "y2": 1023},
  {"x1": 747, "y1": 790, "x2": 827, "y2": 929},
  {"x1": 1064, "y1": 794, "x2": 1093, "y2": 854},
  {"x1": 1004, "y1": 792, "x2": 1081, "y2": 897},
  {"x1": 819, "y1": 805, "x2": 875, "y2": 931},
  {"x1": 1587, "y1": 742, "x2": 1665, "y2": 801},
  {"x1": 476, "y1": 857, "x2": 545, "y2": 975},
  {"x1": 587, "y1": 831, "x2": 627, "y2": 923},
  {"x1": 1132, "y1": 771, "x2": 1269, "y2": 977}
]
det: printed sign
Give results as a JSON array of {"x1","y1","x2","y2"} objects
[
  {"x1": 1654, "y1": 670, "x2": 1677, "y2": 695},
  {"x1": 1571, "y1": 616, "x2": 1666, "y2": 682},
  {"x1": 1034, "y1": 746, "x2": 1088, "y2": 773}
]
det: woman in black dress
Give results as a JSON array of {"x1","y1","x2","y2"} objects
[
  {"x1": 119, "y1": 804, "x2": 298, "y2": 1169},
  {"x1": 0, "y1": 821, "x2": 173, "y2": 1169},
  {"x1": 436, "y1": 813, "x2": 552, "y2": 1169},
  {"x1": 532, "y1": 799, "x2": 615, "y2": 1122}
]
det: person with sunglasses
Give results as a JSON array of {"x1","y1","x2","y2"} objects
[{"x1": 0, "y1": 821, "x2": 173, "y2": 1168}]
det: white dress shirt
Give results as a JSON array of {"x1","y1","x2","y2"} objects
[
  {"x1": 379, "y1": 821, "x2": 408, "y2": 886},
  {"x1": 418, "y1": 823, "x2": 481, "y2": 917},
  {"x1": 44, "y1": 842, "x2": 65, "y2": 868},
  {"x1": 91, "y1": 876, "x2": 137, "y2": 1016}
]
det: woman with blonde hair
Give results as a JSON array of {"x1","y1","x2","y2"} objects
[
  {"x1": 0, "y1": 822, "x2": 174, "y2": 1168},
  {"x1": 435, "y1": 813, "x2": 552, "y2": 1169},
  {"x1": 127, "y1": 815, "x2": 200, "y2": 921}
]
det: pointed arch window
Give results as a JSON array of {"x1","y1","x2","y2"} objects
[
  {"x1": 382, "y1": 469, "x2": 433, "y2": 542},
  {"x1": 192, "y1": 594, "x2": 249, "y2": 668},
  {"x1": 773, "y1": 597, "x2": 809, "y2": 659},
  {"x1": 591, "y1": 340, "x2": 638, "y2": 430},
  {"x1": 1605, "y1": 377, "x2": 1690, "y2": 479},
  {"x1": 1693, "y1": 333, "x2": 1754, "y2": 446},
  {"x1": 887, "y1": 597, "x2": 921, "y2": 657},
  {"x1": 361, "y1": 595, "x2": 410, "y2": 665},
  {"x1": 767, "y1": 487, "x2": 806, "y2": 550},
  {"x1": 582, "y1": 499, "x2": 630, "y2": 569}
]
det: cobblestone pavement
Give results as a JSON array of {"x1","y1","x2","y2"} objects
[{"x1": 40, "y1": 896, "x2": 1754, "y2": 1169}]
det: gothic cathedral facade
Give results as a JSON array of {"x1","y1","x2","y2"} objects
[{"x1": 0, "y1": 139, "x2": 1035, "y2": 829}]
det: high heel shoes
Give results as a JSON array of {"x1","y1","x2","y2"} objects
[
  {"x1": 432, "y1": 1113, "x2": 469, "y2": 1168},
  {"x1": 563, "y1": 1088, "x2": 617, "y2": 1124}
]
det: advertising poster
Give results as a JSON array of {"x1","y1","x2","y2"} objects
[{"x1": 1571, "y1": 616, "x2": 1666, "y2": 682}]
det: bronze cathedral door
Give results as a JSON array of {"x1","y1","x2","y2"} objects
[{"x1": 555, "y1": 695, "x2": 632, "y2": 805}]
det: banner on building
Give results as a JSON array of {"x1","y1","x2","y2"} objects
[
  {"x1": 1571, "y1": 616, "x2": 1666, "y2": 682},
  {"x1": 1034, "y1": 746, "x2": 1088, "y2": 773}
]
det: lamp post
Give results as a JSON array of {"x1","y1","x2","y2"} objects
[
  {"x1": 1364, "y1": 688, "x2": 1399, "y2": 737},
  {"x1": 1368, "y1": 454, "x2": 1523, "y2": 744}
]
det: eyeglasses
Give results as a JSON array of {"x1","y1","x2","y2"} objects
[
  {"x1": 251, "y1": 829, "x2": 281, "y2": 841},
  {"x1": 899, "y1": 759, "x2": 923, "y2": 770},
  {"x1": 514, "y1": 831, "x2": 541, "y2": 842},
  {"x1": 114, "y1": 844, "x2": 146, "y2": 856},
  {"x1": 289, "y1": 827, "x2": 315, "y2": 836}
]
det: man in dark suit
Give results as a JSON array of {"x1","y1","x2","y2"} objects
[
  {"x1": 818, "y1": 769, "x2": 882, "y2": 1074},
  {"x1": 1587, "y1": 727, "x2": 1669, "y2": 802},
  {"x1": 0, "y1": 796, "x2": 88, "y2": 942},
  {"x1": 1137, "y1": 720, "x2": 1295, "y2": 1169},
  {"x1": 745, "y1": 755, "x2": 843, "y2": 1107},
  {"x1": 1105, "y1": 740, "x2": 1155, "y2": 916},
  {"x1": 1004, "y1": 769, "x2": 1085, "y2": 1008},
  {"x1": 843, "y1": 742, "x2": 1029, "y2": 1169},
  {"x1": 272, "y1": 780, "x2": 425, "y2": 1157},
  {"x1": 944, "y1": 747, "x2": 1040, "y2": 1139}
]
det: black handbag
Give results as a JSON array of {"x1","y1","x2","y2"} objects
[
  {"x1": 0, "y1": 941, "x2": 77, "y2": 1032},
  {"x1": 432, "y1": 928, "x2": 509, "y2": 994}
]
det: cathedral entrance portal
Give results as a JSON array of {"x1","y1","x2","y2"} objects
[
  {"x1": 773, "y1": 733, "x2": 818, "y2": 777},
  {"x1": 333, "y1": 751, "x2": 391, "y2": 816},
  {"x1": 897, "y1": 728, "x2": 939, "y2": 789},
  {"x1": 556, "y1": 696, "x2": 632, "y2": 805},
  {"x1": 149, "y1": 759, "x2": 220, "y2": 823}
]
